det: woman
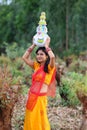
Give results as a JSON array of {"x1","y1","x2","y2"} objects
[{"x1": 22, "y1": 43, "x2": 56, "y2": 130}]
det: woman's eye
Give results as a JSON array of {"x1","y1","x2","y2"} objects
[{"x1": 40, "y1": 53, "x2": 43, "y2": 55}]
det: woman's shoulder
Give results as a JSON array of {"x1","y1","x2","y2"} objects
[
  {"x1": 33, "y1": 61, "x2": 40, "y2": 70},
  {"x1": 48, "y1": 64, "x2": 56, "y2": 71}
]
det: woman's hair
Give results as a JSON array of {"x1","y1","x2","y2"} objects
[{"x1": 36, "y1": 47, "x2": 50, "y2": 73}]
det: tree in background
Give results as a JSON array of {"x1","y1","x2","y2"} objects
[{"x1": 0, "y1": 0, "x2": 87, "y2": 57}]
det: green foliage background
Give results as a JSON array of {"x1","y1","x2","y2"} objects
[{"x1": 0, "y1": 0, "x2": 87, "y2": 57}]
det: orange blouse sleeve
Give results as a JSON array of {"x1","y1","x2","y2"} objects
[
  {"x1": 33, "y1": 61, "x2": 40, "y2": 70},
  {"x1": 44, "y1": 64, "x2": 56, "y2": 85}
]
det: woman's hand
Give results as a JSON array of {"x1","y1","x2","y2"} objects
[
  {"x1": 28, "y1": 44, "x2": 36, "y2": 51},
  {"x1": 45, "y1": 36, "x2": 50, "y2": 48}
]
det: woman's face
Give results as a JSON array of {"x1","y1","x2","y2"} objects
[{"x1": 36, "y1": 50, "x2": 47, "y2": 63}]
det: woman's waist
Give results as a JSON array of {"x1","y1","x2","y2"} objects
[
  {"x1": 40, "y1": 84, "x2": 48, "y2": 93},
  {"x1": 33, "y1": 79, "x2": 50, "y2": 85},
  {"x1": 30, "y1": 91, "x2": 47, "y2": 96},
  {"x1": 30, "y1": 83, "x2": 48, "y2": 96}
]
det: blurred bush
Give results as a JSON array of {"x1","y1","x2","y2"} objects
[
  {"x1": 68, "y1": 59, "x2": 87, "y2": 74},
  {"x1": 0, "y1": 55, "x2": 11, "y2": 66},
  {"x1": 59, "y1": 72, "x2": 87, "y2": 107}
]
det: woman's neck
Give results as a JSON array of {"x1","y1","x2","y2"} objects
[{"x1": 39, "y1": 62, "x2": 45, "y2": 66}]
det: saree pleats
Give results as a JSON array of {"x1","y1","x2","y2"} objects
[{"x1": 24, "y1": 95, "x2": 50, "y2": 130}]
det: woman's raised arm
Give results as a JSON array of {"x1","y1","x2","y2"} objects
[
  {"x1": 22, "y1": 44, "x2": 36, "y2": 68},
  {"x1": 45, "y1": 37, "x2": 55, "y2": 68}
]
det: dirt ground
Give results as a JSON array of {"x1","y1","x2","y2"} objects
[{"x1": 11, "y1": 95, "x2": 82, "y2": 130}]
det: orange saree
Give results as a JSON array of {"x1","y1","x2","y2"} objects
[{"x1": 24, "y1": 64, "x2": 56, "y2": 130}]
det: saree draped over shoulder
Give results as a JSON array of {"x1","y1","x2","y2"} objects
[
  {"x1": 24, "y1": 62, "x2": 56, "y2": 130},
  {"x1": 26, "y1": 65, "x2": 46, "y2": 111}
]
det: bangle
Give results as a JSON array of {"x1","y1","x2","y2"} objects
[
  {"x1": 46, "y1": 47, "x2": 51, "y2": 52},
  {"x1": 27, "y1": 47, "x2": 32, "y2": 53}
]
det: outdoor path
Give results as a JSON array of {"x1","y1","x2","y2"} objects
[{"x1": 12, "y1": 95, "x2": 82, "y2": 130}]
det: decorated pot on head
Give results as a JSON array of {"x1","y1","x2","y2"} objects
[{"x1": 33, "y1": 12, "x2": 49, "y2": 47}]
